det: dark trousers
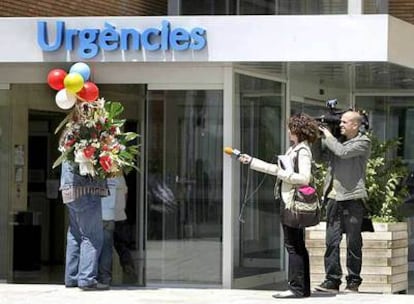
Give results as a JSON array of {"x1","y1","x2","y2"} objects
[
  {"x1": 114, "y1": 220, "x2": 137, "y2": 283},
  {"x1": 283, "y1": 224, "x2": 310, "y2": 297},
  {"x1": 324, "y1": 199, "x2": 364, "y2": 286}
]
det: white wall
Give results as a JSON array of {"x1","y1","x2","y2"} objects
[{"x1": 0, "y1": 15, "x2": 390, "y2": 63}]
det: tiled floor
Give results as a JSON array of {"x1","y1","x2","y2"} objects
[{"x1": 2, "y1": 284, "x2": 414, "y2": 304}]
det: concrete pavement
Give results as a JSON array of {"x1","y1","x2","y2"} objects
[{"x1": 1, "y1": 284, "x2": 414, "y2": 304}]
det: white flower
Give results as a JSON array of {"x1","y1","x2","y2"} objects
[
  {"x1": 96, "y1": 97, "x2": 105, "y2": 108},
  {"x1": 74, "y1": 149, "x2": 95, "y2": 176}
]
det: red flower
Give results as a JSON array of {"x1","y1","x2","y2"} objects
[
  {"x1": 99, "y1": 155, "x2": 112, "y2": 172},
  {"x1": 65, "y1": 138, "x2": 76, "y2": 147},
  {"x1": 83, "y1": 146, "x2": 96, "y2": 158},
  {"x1": 90, "y1": 132, "x2": 97, "y2": 139}
]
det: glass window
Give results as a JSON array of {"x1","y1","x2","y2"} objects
[
  {"x1": 364, "y1": 0, "x2": 388, "y2": 14},
  {"x1": 355, "y1": 96, "x2": 413, "y2": 160},
  {"x1": 180, "y1": 0, "x2": 232, "y2": 15},
  {"x1": 177, "y1": 0, "x2": 347, "y2": 15},
  {"x1": 234, "y1": 73, "x2": 285, "y2": 284},
  {"x1": 146, "y1": 90, "x2": 223, "y2": 285},
  {"x1": 291, "y1": 100, "x2": 329, "y2": 118},
  {"x1": 273, "y1": 0, "x2": 346, "y2": 15}
]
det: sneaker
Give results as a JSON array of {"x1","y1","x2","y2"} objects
[
  {"x1": 80, "y1": 283, "x2": 110, "y2": 291},
  {"x1": 314, "y1": 280, "x2": 340, "y2": 293},
  {"x1": 344, "y1": 282, "x2": 359, "y2": 293}
]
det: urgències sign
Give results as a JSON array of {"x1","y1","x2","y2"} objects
[{"x1": 37, "y1": 20, "x2": 207, "y2": 59}]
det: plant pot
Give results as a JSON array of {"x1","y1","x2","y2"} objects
[{"x1": 306, "y1": 221, "x2": 408, "y2": 294}]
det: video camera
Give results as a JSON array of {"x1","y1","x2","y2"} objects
[{"x1": 315, "y1": 99, "x2": 369, "y2": 139}]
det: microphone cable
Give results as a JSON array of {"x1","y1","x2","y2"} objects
[{"x1": 238, "y1": 154, "x2": 278, "y2": 223}]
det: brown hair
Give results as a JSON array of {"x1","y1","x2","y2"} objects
[{"x1": 288, "y1": 113, "x2": 319, "y2": 143}]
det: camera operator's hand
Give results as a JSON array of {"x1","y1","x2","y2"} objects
[
  {"x1": 319, "y1": 126, "x2": 334, "y2": 138},
  {"x1": 239, "y1": 154, "x2": 252, "y2": 165}
]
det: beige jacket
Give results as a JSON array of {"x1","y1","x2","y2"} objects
[{"x1": 249, "y1": 141, "x2": 312, "y2": 210}]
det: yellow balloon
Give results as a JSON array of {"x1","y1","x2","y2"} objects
[{"x1": 64, "y1": 72, "x2": 84, "y2": 93}]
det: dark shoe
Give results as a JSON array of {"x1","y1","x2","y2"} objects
[
  {"x1": 314, "y1": 280, "x2": 339, "y2": 293},
  {"x1": 272, "y1": 290, "x2": 299, "y2": 298},
  {"x1": 96, "y1": 283, "x2": 110, "y2": 290},
  {"x1": 344, "y1": 282, "x2": 359, "y2": 293},
  {"x1": 80, "y1": 284, "x2": 97, "y2": 291},
  {"x1": 65, "y1": 284, "x2": 77, "y2": 288},
  {"x1": 80, "y1": 283, "x2": 110, "y2": 291}
]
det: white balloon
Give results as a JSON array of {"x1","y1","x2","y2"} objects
[{"x1": 55, "y1": 89, "x2": 76, "y2": 109}]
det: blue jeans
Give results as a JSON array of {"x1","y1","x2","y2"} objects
[
  {"x1": 65, "y1": 194, "x2": 103, "y2": 288},
  {"x1": 98, "y1": 220, "x2": 115, "y2": 285}
]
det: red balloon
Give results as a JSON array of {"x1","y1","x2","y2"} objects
[
  {"x1": 77, "y1": 82, "x2": 99, "y2": 102},
  {"x1": 47, "y1": 69, "x2": 67, "y2": 90}
]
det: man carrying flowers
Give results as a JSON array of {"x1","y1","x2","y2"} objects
[{"x1": 55, "y1": 97, "x2": 139, "y2": 290}]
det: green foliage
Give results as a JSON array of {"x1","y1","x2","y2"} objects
[
  {"x1": 366, "y1": 134, "x2": 409, "y2": 222},
  {"x1": 313, "y1": 161, "x2": 327, "y2": 220},
  {"x1": 313, "y1": 161, "x2": 327, "y2": 199}
]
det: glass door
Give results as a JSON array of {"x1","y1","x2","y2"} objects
[
  {"x1": 146, "y1": 89, "x2": 223, "y2": 285},
  {"x1": 233, "y1": 73, "x2": 286, "y2": 288}
]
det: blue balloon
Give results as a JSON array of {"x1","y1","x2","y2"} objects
[{"x1": 69, "y1": 62, "x2": 91, "y2": 82}]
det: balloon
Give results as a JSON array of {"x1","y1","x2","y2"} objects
[
  {"x1": 47, "y1": 69, "x2": 67, "y2": 90},
  {"x1": 55, "y1": 89, "x2": 77, "y2": 109},
  {"x1": 69, "y1": 62, "x2": 91, "y2": 82},
  {"x1": 78, "y1": 82, "x2": 99, "y2": 102},
  {"x1": 64, "y1": 72, "x2": 84, "y2": 93}
]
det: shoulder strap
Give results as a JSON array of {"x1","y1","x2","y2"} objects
[
  {"x1": 294, "y1": 147, "x2": 316, "y2": 186},
  {"x1": 294, "y1": 147, "x2": 307, "y2": 173}
]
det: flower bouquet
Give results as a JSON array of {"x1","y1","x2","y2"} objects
[
  {"x1": 52, "y1": 97, "x2": 139, "y2": 179},
  {"x1": 48, "y1": 62, "x2": 139, "y2": 179}
]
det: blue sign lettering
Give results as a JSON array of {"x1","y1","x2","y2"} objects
[{"x1": 37, "y1": 20, "x2": 207, "y2": 59}]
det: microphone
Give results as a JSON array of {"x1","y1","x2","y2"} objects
[{"x1": 224, "y1": 146, "x2": 241, "y2": 158}]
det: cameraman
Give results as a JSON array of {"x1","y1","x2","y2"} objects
[{"x1": 313, "y1": 110, "x2": 371, "y2": 294}]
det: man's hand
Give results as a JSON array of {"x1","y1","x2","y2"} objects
[
  {"x1": 239, "y1": 154, "x2": 252, "y2": 165},
  {"x1": 319, "y1": 126, "x2": 334, "y2": 138}
]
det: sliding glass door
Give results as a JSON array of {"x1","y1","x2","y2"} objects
[
  {"x1": 233, "y1": 73, "x2": 286, "y2": 288},
  {"x1": 146, "y1": 89, "x2": 223, "y2": 285}
]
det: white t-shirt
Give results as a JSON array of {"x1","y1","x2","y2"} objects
[{"x1": 101, "y1": 175, "x2": 128, "y2": 221}]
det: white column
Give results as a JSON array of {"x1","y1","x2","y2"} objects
[
  {"x1": 348, "y1": 63, "x2": 356, "y2": 108},
  {"x1": 222, "y1": 64, "x2": 235, "y2": 288},
  {"x1": 348, "y1": 0, "x2": 363, "y2": 14}
]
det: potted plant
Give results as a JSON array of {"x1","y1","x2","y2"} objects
[
  {"x1": 306, "y1": 134, "x2": 410, "y2": 294},
  {"x1": 365, "y1": 135, "x2": 409, "y2": 222}
]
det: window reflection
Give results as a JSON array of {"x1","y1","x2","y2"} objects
[{"x1": 146, "y1": 90, "x2": 223, "y2": 284}]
